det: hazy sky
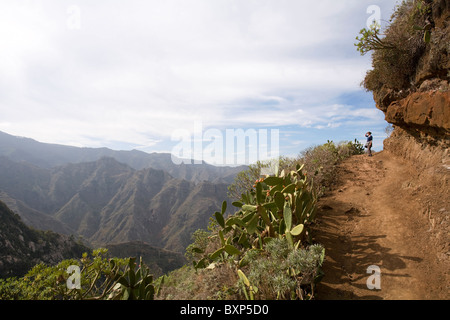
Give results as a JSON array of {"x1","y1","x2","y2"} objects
[{"x1": 0, "y1": 0, "x2": 399, "y2": 163}]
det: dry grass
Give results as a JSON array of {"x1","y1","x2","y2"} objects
[{"x1": 157, "y1": 262, "x2": 240, "y2": 300}]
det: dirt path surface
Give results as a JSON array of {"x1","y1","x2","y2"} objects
[{"x1": 313, "y1": 151, "x2": 449, "y2": 300}]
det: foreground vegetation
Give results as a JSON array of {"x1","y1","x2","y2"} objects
[
  {"x1": 160, "y1": 139, "x2": 364, "y2": 300},
  {"x1": 0, "y1": 140, "x2": 363, "y2": 300},
  {"x1": 0, "y1": 248, "x2": 164, "y2": 300}
]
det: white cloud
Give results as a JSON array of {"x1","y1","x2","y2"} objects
[{"x1": 0, "y1": 0, "x2": 397, "y2": 150}]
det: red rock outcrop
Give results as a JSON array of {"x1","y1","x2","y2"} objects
[{"x1": 385, "y1": 90, "x2": 449, "y2": 142}]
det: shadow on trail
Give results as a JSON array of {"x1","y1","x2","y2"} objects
[{"x1": 312, "y1": 198, "x2": 423, "y2": 300}]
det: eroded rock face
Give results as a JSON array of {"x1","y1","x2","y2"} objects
[
  {"x1": 380, "y1": 85, "x2": 449, "y2": 180},
  {"x1": 385, "y1": 90, "x2": 450, "y2": 141},
  {"x1": 381, "y1": 87, "x2": 449, "y2": 180}
]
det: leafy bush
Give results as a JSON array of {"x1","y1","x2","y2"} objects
[
  {"x1": 185, "y1": 229, "x2": 211, "y2": 262},
  {"x1": 0, "y1": 248, "x2": 163, "y2": 300},
  {"x1": 237, "y1": 239, "x2": 325, "y2": 300},
  {"x1": 358, "y1": 0, "x2": 433, "y2": 91}
]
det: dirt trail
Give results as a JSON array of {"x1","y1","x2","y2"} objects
[{"x1": 313, "y1": 151, "x2": 449, "y2": 300}]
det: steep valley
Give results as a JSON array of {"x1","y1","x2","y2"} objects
[
  {"x1": 0, "y1": 132, "x2": 242, "y2": 277},
  {"x1": 0, "y1": 155, "x2": 232, "y2": 253}
]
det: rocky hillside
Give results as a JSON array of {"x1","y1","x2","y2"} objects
[
  {"x1": 365, "y1": 0, "x2": 449, "y2": 176},
  {"x1": 0, "y1": 200, "x2": 88, "y2": 278}
]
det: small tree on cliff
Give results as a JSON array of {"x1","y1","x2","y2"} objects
[{"x1": 356, "y1": 0, "x2": 433, "y2": 92}]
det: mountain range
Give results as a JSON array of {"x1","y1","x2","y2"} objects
[
  {"x1": 0, "y1": 130, "x2": 244, "y2": 184},
  {"x1": 0, "y1": 130, "x2": 245, "y2": 275}
]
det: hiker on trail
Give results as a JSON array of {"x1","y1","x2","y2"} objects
[{"x1": 365, "y1": 132, "x2": 373, "y2": 157}]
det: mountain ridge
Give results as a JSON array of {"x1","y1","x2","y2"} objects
[{"x1": 0, "y1": 130, "x2": 246, "y2": 184}]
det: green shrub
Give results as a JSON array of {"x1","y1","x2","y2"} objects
[
  {"x1": 237, "y1": 239, "x2": 325, "y2": 300},
  {"x1": 0, "y1": 248, "x2": 163, "y2": 300},
  {"x1": 358, "y1": 0, "x2": 433, "y2": 91},
  {"x1": 185, "y1": 229, "x2": 211, "y2": 262}
]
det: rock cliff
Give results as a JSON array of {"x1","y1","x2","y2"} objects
[{"x1": 367, "y1": 0, "x2": 449, "y2": 183}]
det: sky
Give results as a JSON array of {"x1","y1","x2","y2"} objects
[{"x1": 0, "y1": 0, "x2": 399, "y2": 165}]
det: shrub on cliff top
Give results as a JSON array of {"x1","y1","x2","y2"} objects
[{"x1": 358, "y1": 0, "x2": 433, "y2": 92}]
